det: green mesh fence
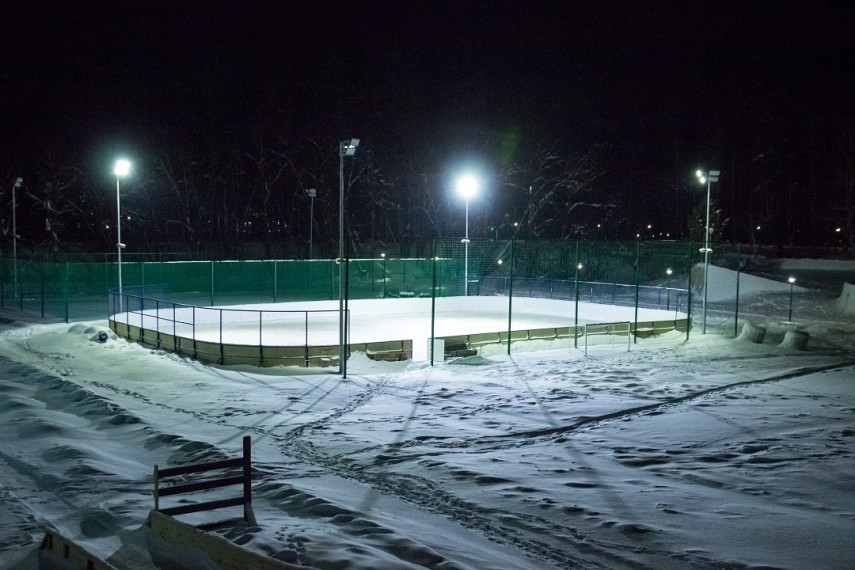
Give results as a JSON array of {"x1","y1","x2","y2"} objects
[{"x1": 0, "y1": 240, "x2": 696, "y2": 334}]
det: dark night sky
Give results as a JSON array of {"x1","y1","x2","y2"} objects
[{"x1": 2, "y1": 1, "x2": 854, "y2": 242}]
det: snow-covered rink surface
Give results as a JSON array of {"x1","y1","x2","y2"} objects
[
  {"x1": 112, "y1": 296, "x2": 684, "y2": 361},
  {"x1": 2, "y1": 269, "x2": 854, "y2": 569}
]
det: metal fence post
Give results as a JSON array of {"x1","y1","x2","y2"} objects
[
  {"x1": 430, "y1": 239, "x2": 437, "y2": 366},
  {"x1": 633, "y1": 240, "x2": 640, "y2": 344},
  {"x1": 734, "y1": 243, "x2": 741, "y2": 337},
  {"x1": 507, "y1": 238, "x2": 515, "y2": 356}
]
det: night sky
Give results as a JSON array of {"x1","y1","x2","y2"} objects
[{"x1": 2, "y1": 1, "x2": 853, "y2": 247}]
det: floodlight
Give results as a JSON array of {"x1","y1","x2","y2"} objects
[
  {"x1": 114, "y1": 158, "x2": 131, "y2": 177},
  {"x1": 456, "y1": 174, "x2": 479, "y2": 199},
  {"x1": 341, "y1": 138, "x2": 360, "y2": 156}
]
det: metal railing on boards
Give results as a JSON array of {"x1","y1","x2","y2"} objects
[
  {"x1": 108, "y1": 289, "x2": 344, "y2": 362},
  {"x1": 480, "y1": 277, "x2": 688, "y2": 315}
]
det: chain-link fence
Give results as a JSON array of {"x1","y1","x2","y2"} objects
[{"x1": 1, "y1": 239, "x2": 694, "y2": 322}]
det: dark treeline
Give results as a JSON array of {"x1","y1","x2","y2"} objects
[{"x1": 3, "y1": 109, "x2": 854, "y2": 260}]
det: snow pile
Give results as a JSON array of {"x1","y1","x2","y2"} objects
[
  {"x1": 696, "y1": 263, "x2": 807, "y2": 303},
  {"x1": 837, "y1": 282, "x2": 855, "y2": 315}
]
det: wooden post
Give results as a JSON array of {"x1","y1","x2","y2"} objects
[
  {"x1": 153, "y1": 465, "x2": 160, "y2": 511},
  {"x1": 242, "y1": 435, "x2": 253, "y2": 524}
]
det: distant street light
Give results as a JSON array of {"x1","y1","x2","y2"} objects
[
  {"x1": 666, "y1": 267, "x2": 673, "y2": 311},
  {"x1": 574, "y1": 262, "x2": 583, "y2": 348},
  {"x1": 12, "y1": 177, "x2": 22, "y2": 300},
  {"x1": 306, "y1": 188, "x2": 317, "y2": 259},
  {"x1": 114, "y1": 159, "x2": 131, "y2": 309},
  {"x1": 456, "y1": 173, "x2": 479, "y2": 296},
  {"x1": 339, "y1": 139, "x2": 359, "y2": 378},
  {"x1": 788, "y1": 276, "x2": 796, "y2": 321},
  {"x1": 695, "y1": 168, "x2": 720, "y2": 334}
]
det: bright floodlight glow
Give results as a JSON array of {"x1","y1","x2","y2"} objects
[
  {"x1": 666, "y1": 268, "x2": 673, "y2": 275},
  {"x1": 456, "y1": 174, "x2": 479, "y2": 200},
  {"x1": 696, "y1": 169, "x2": 703, "y2": 179},
  {"x1": 698, "y1": 175, "x2": 706, "y2": 184},
  {"x1": 114, "y1": 159, "x2": 131, "y2": 177},
  {"x1": 577, "y1": 263, "x2": 583, "y2": 270},
  {"x1": 788, "y1": 276, "x2": 796, "y2": 284}
]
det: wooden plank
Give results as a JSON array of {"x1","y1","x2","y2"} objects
[
  {"x1": 156, "y1": 457, "x2": 242, "y2": 478},
  {"x1": 148, "y1": 510, "x2": 305, "y2": 570},
  {"x1": 157, "y1": 475, "x2": 245, "y2": 497},
  {"x1": 160, "y1": 496, "x2": 246, "y2": 517}
]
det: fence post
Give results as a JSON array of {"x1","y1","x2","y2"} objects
[
  {"x1": 242, "y1": 435, "x2": 252, "y2": 523},
  {"x1": 210, "y1": 261, "x2": 215, "y2": 306},
  {"x1": 686, "y1": 241, "x2": 694, "y2": 342},
  {"x1": 153, "y1": 465, "x2": 160, "y2": 511},
  {"x1": 734, "y1": 243, "x2": 741, "y2": 337},
  {"x1": 633, "y1": 240, "x2": 640, "y2": 344},
  {"x1": 507, "y1": 238, "x2": 515, "y2": 356},
  {"x1": 430, "y1": 239, "x2": 437, "y2": 366},
  {"x1": 574, "y1": 241, "x2": 580, "y2": 349},
  {"x1": 218, "y1": 308, "x2": 224, "y2": 364},
  {"x1": 64, "y1": 262, "x2": 70, "y2": 323}
]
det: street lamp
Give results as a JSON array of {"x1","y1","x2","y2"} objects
[
  {"x1": 455, "y1": 173, "x2": 479, "y2": 296},
  {"x1": 339, "y1": 138, "x2": 359, "y2": 377},
  {"x1": 307, "y1": 188, "x2": 317, "y2": 258},
  {"x1": 12, "y1": 177, "x2": 22, "y2": 300},
  {"x1": 695, "y1": 168, "x2": 720, "y2": 334},
  {"x1": 666, "y1": 267, "x2": 673, "y2": 311},
  {"x1": 114, "y1": 159, "x2": 131, "y2": 309},
  {"x1": 574, "y1": 262, "x2": 583, "y2": 348},
  {"x1": 788, "y1": 276, "x2": 796, "y2": 321}
]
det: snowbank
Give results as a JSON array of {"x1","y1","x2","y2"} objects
[
  {"x1": 837, "y1": 282, "x2": 855, "y2": 315},
  {"x1": 694, "y1": 263, "x2": 807, "y2": 303}
]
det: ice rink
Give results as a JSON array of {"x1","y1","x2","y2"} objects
[{"x1": 113, "y1": 296, "x2": 685, "y2": 360}]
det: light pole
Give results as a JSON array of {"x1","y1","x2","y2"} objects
[
  {"x1": 306, "y1": 188, "x2": 316, "y2": 259},
  {"x1": 12, "y1": 177, "x2": 22, "y2": 300},
  {"x1": 381, "y1": 252, "x2": 387, "y2": 298},
  {"x1": 695, "y1": 168, "x2": 720, "y2": 334},
  {"x1": 574, "y1": 263, "x2": 583, "y2": 348},
  {"x1": 455, "y1": 174, "x2": 479, "y2": 296},
  {"x1": 339, "y1": 139, "x2": 359, "y2": 377},
  {"x1": 114, "y1": 159, "x2": 131, "y2": 309},
  {"x1": 788, "y1": 276, "x2": 796, "y2": 321},
  {"x1": 666, "y1": 267, "x2": 673, "y2": 311}
]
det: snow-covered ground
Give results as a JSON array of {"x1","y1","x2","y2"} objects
[{"x1": 1, "y1": 262, "x2": 854, "y2": 569}]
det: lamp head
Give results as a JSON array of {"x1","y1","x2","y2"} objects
[
  {"x1": 341, "y1": 138, "x2": 360, "y2": 156},
  {"x1": 114, "y1": 158, "x2": 131, "y2": 177},
  {"x1": 456, "y1": 173, "x2": 479, "y2": 200},
  {"x1": 14, "y1": 177, "x2": 23, "y2": 188}
]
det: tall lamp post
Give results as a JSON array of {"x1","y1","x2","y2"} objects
[
  {"x1": 574, "y1": 263, "x2": 583, "y2": 348},
  {"x1": 306, "y1": 188, "x2": 317, "y2": 259},
  {"x1": 339, "y1": 139, "x2": 359, "y2": 377},
  {"x1": 114, "y1": 159, "x2": 131, "y2": 310},
  {"x1": 695, "y1": 168, "x2": 720, "y2": 334},
  {"x1": 666, "y1": 267, "x2": 673, "y2": 311},
  {"x1": 12, "y1": 177, "x2": 22, "y2": 300},
  {"x1": 787, "y1": 276, "x2": 796, "y2": 321},
  {"x1": 455, "y1": 174, "x2": 479, "y2": 296}
]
